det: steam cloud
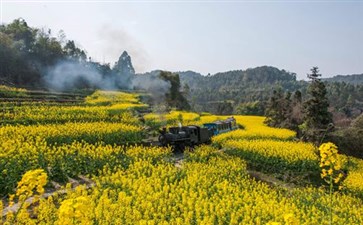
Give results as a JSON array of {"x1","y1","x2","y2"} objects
[
  {"x1": 44, "y1": 61, "x2": 117, "y2": 91},
  {"x1": 132, "y1": 74, "x2": 171, "y2": 104},
  {"x1": 44, "y1": 61, "x2": 171, "y2": 102}
]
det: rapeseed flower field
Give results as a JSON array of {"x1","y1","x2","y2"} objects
[{"x1": 1, "y1": 90, "x2": 363, "y2": 224}]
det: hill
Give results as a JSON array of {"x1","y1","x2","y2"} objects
[
  {"x1": 177, "y1": 67, "x2": 363, "y2": 117},
  {"x1": 178, "y1": 66, "x2": 305, "y2": 103},
  {"x1": 323, "y1": 73, "x2": 363, "y2": 84}
]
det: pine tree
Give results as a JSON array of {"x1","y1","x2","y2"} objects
[{"x1": 302, "y1": 67, "x2": 332, "y2": 142}]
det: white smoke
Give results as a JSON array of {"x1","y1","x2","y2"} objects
[
  {"x1": 44, "y1": 61, "x2": 117, "y2": 91},
  {"x1": 95, "y1": 25, "x2": 150, "y2": 73},
  {"x1": 131, "y1": 73, "x2": 171, "y2": 103},
  {"x1": 44, "y1": 61, "x2": 172, "y2": 99}
]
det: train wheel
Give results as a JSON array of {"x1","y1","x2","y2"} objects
[
  {"x1": 158, "y1": 135, "x2": 167, "y2": 146},
  {"x1": 174, "y1": 143, "x2": 185, "y2": 153}
]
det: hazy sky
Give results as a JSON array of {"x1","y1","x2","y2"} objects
[{"x1": 1, "y1": 0, "x2": 362, "y2": 80}]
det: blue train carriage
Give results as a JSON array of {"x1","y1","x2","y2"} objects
[{"x1": 203, "y1": 116, "x2": 238, "y2": 135}]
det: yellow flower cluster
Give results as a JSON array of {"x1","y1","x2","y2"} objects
[
  {"x1": 0, "y1": 141, "x2": 169, "y2": 196},
  {"x1": 144, "y1": 110, "x2": 200, "y2": 127},
  {"x1": 340, "y1": 157, "x2": 363, "y2": 197},
  {"x1": 0, "y1": 85, "x2": 27, "y2": 92},
  {"x1": 15, "y1": 169, "x2": 47, "y2": 198},
  {"x1": 319, "y1": 142, "x2": 344, "y2": 184},
  {"x1": 57, "y1": 196, "x2": 93, "y2": 225},
  {"x1": 5, "y1": 169, "x2": 48, "y2": 224},
  {"x1": 0, "y1": 121, "x2": 143, "y2": 146},
  {"x1": 194, "y1": 115, "x2": 223, "y2": 126},
  {"x1": 1, "y1": 102, "x2": 143, "y2": 125},
  {"x1": 3, "y1": 146, "x2": 363, "y2": 224},
  {"x1": 268, "y1": 211, "x2": 327, "y2": 225},
  {"x1": 85, "y1": 90, "x2": 142, "y2": 105},
  {"x1": 212, "y1": 116, "x2": 296, "y2": 144},
  {"x1": 223, "y1": 139, "x2": 318, "y2": 174},
  {"x1": 284, "y1": 213, "x2": 300, "y2": 225},
  {"x1": 85, "y1": 91, "x2": 146, "y2": 107},
  {"x1": 1, "y1": 89, "x2": 148, "y2": 126}
]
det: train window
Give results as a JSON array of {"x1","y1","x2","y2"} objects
[{"x1": 194, "y1": 129, "x2": 197, "y2": 135}]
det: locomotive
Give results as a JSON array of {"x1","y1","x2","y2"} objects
[{"x1": 158, "y1": 117, "x2": 238, "y2": 151}]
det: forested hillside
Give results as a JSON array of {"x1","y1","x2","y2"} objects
[
  {"x1": 0, "y1": 18, "x2": 133, "y2": 90},
  {"x1": 179, "y1": 67, "x2": 304, "y2": 104},
  {"x1": 178, "y1": 68, "x2": 363, "y2": 118},
  {"x1": 323, "y1": 74, "x2": 363, "y2": 85}
]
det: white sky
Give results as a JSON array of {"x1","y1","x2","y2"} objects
[{"x1": 2, "y1": 0, "x2": 363, "y2": 79}]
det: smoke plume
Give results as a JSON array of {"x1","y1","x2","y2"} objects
[
  {"x1": 44, "y1": 61, "x2": 117, "y2": 91},
  {"x1": 96, "y1": 25, "x2": 150, "y2": 73},
  {"x1": 132, "y1": 73, "x2": 171, "y2": 104},
  {"x1": 44, "y1": 61, "x2": 171, "y2": 101}
]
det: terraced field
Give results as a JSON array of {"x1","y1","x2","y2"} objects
[{"x1": 1, "y1": 89, "x2": 362, "y2": 224}]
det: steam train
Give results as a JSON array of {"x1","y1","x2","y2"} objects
[{"x1": 158, "y1": 117, "x2": 238, "y2": 151}]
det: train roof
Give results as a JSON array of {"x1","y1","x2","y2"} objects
[{"x1": 205, "y1": 117, "x2": 235, "y2": 125}]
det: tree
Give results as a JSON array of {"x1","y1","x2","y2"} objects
[
  {"x1": 302, "y1": 67, "x2": 332, "y2": 142},
  {"x1": 236, "y1": 101, "x2": 263, "y2": 115},
  {"x1": 264, "y1": 88, "x2": 287, "y2": 127},
  {"x1": 290, "y1": 90, "x2": 304, "y2": 130},
  {"x1": 64, "y1": 40, "x2": 86, "y2": 61},
  {"x1": 328, "y1": 113, "x2": 363, "y2": 158},
  {"x1": 159, "y1": 71, "x2": 191, "y2": 110}
]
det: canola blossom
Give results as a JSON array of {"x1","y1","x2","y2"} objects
[
  {"x1": 2, "y1": 147, "x2": 363, "y2": 225},
  {"x1": 319, "y1": 142, "x2": 344, "y2": 185},
  {"x1": 1, "y1": 90, "x2": 147, "y2": 126},
  {"x1": 144, "y1": 110, "x2": 201, "y2": 128},
  {"x1": 1, "y1": 89, "x2": 363, "y2": 224},
  {"x1": 85, "y1": 90, "x2": 143, "y2": 105},
  {"x1": 0, "y1": 121, "x2": 143, "y2": 146},
  {"x1": 145, "y1": 110, "x2": 200, "y2": 122},
  {"x1": 342, "y1": 157, "x2": 363, "y2": 197},
  {"x1": 0, "y1": 143, "x2": 169, "y2": 196},
  {"x1": 0, "y1": 102, "x2": 143, "y2": 126},
  {"x1": 223, "y1": 139, "x2": 319, "y2": 175},
  {"x1": 213, "y1": 116, "x2": 296, "y2": 144}
]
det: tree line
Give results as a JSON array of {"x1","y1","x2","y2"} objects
[
  {"x1": 264, "y1": 67, "x2": 363, "y2": 158},
  {"x1": 0, "y1": 18, "x2": 135, "y2": 90},
  {"x1": 179, "y1": 67, "x2": 363, "y2": 123},
  {"x1": 0, "y1": 18, "x2": 190, "y2": 111}
]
